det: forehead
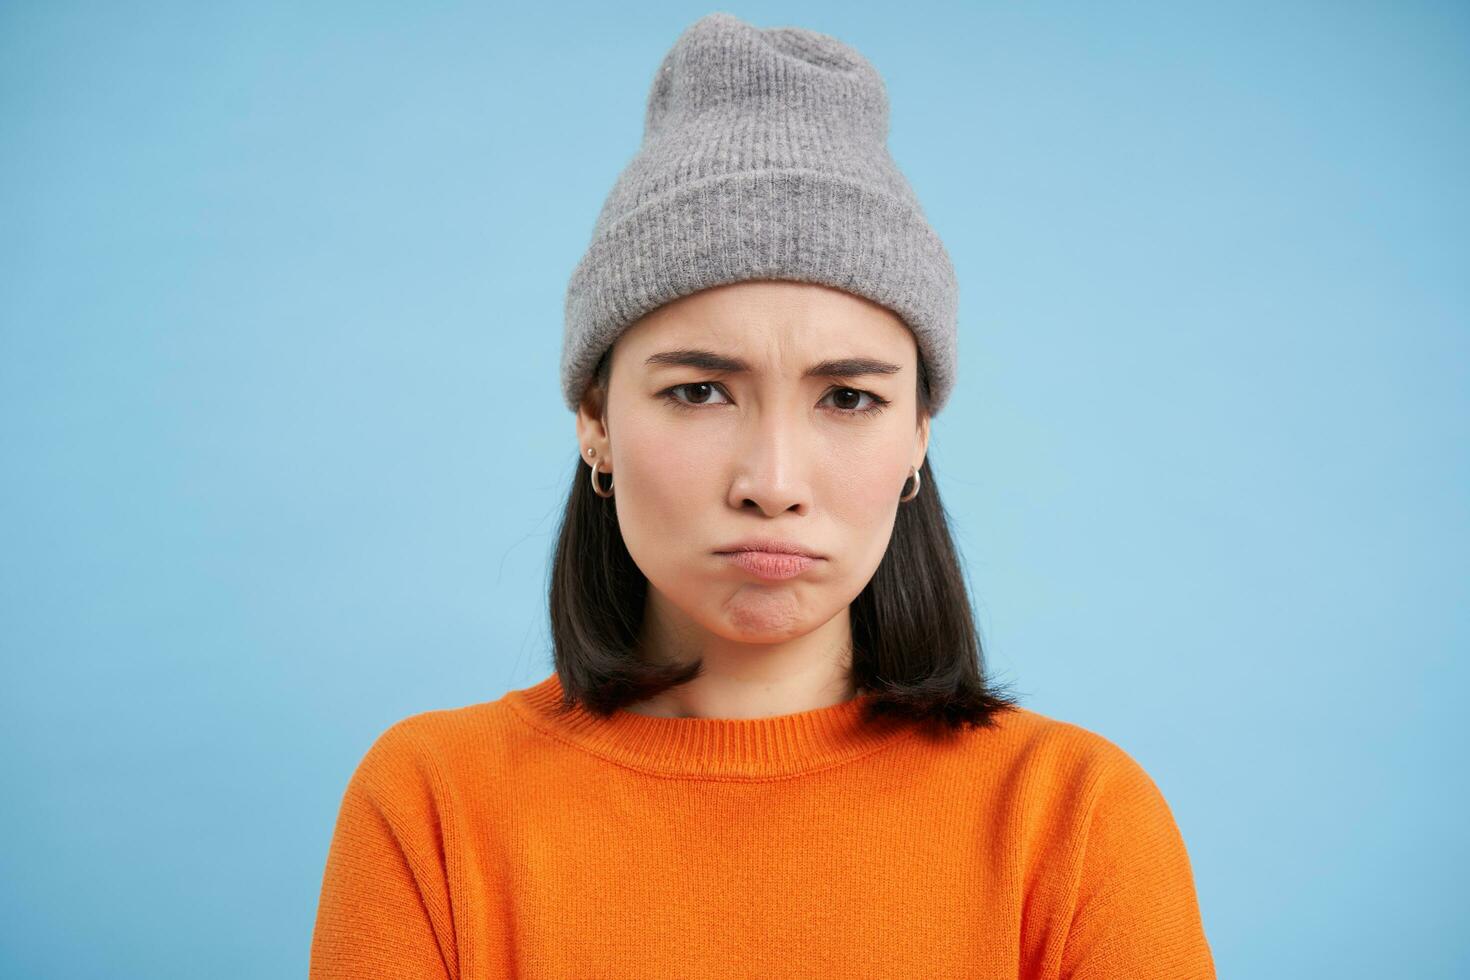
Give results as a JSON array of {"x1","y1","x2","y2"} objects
[{"x1": 619, "y1": 280, "x2": 916, "y2": 365}]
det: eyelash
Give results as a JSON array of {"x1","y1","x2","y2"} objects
[{"x1": 659, "y1": 382, "x2": 890, "y2": 418}]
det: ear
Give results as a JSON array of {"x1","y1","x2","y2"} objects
[
  {"x1": 575, "y1": 386, "x2": 610, "y2": 458},
  {"x1": 913, "y1": 411, "x2": 930, "y2": 472}
]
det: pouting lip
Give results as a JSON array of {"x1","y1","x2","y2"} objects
[{"x1": 713, "y1": 538, "x2": 823, "y2": 559}]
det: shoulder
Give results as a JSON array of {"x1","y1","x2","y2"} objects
[
  {"x1": 960, "y1": 706, "x2": 1202, "y2": 913},
  {"x1": 343, "y1": 694, "x2": 527, "y2": 804},
  {"x1": 974, "y1": 704, "x2": 1147, "y2": 786},
  {"x1": 952, "y1": 704, "x2": 1178, "y2": 830}
]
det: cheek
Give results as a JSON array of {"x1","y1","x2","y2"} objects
[
  {"x1": 609, "y1": 414, "x2": 715, "y2": 575},
  {"x1": 821, "y1": 435, "x2": 910, "y2": 570},
  {"x1": 825, "y1": 454, "x2": 905, "y2": 515}
]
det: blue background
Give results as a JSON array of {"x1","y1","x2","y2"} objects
[{"x1": 2, "y1": 2, "x2": 1465, "y2": 976}]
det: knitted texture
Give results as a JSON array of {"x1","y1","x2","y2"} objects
[
  {"x1": 310, "y1": 672, "x2": 1217, "y2": 978},
  {"x1": 561, "y1": 12, "x2": 961, "y2": 415}
]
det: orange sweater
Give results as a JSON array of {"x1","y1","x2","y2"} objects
[{"x1": 310, "y1": 672, "x2": 1215, "y2": 978}]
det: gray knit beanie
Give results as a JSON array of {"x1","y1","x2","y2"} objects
[{"x1": 560, "y1": 11, "x2": 959, "y2": 416}]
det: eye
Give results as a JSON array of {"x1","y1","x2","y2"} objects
[
  {"x1": 823, "y1": 387, "x2": 888, "y2": 416},
  {"x1": 662, "y1": 382, "x2": 731, "y2": 409},
  {"x1": 660, "y1": 383, "x2": 889, "y2": 417}
]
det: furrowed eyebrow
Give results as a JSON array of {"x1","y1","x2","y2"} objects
[{"x1": 643, "y1": 348, "x2": 902, "y2": 380}]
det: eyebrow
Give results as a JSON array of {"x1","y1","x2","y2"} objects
[{"x1": 643, "y1": 348, "x2": 903, "y2": 380}]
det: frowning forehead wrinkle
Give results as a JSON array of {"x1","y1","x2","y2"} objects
[{"x1": 644, "y1": 348, "x2": 903, "y2": 380}]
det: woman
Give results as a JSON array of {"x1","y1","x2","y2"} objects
[{"x1": 310, "y1": 13, "x2": 1216, "y2": 978}]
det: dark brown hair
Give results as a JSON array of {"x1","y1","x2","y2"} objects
[{"x1": 546, "y1": 346, "x2": 1024, "y2": 734}]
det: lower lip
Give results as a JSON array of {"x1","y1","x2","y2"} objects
[{"x1": 719, "y1": 551, "x2": 819, "y2": 580}]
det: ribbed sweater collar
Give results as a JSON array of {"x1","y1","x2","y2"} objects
[{"x1": 504, "y1": 671, "x2": 917, "y2": 779}]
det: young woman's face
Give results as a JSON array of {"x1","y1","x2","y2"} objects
[{"x1": 577, "y1": 279, "x2": 929, "y2": 646}]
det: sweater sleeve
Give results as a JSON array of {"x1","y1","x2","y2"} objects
[
  {"x1": 309, "y1": 720, "x2": 459, "y2": 980},
  {"x1": 1059, "y1": 744, "x2": 1216, "y2": 979}
]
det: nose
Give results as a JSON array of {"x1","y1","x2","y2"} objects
[{"x1": 727, "y1": 407, "x2": 811, "y2": 516}]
